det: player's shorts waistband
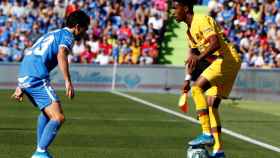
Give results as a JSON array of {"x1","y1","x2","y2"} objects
[{"x1": 18, "y1": 76, "x2": 50, "y2": 89}]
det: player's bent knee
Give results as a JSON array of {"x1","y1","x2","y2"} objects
[
  {"x1": 49, "y1": 113, "x2": 65, "y2": 123},
  {"x1": 44, "y1": 102, "x2": 65, "y2": 123},
  {"x1": 207, "y1": 96, "x2": 221, "y2": 108},
  {"x1": 56, "y1": 114, "x2": 65, "y2": 123}
]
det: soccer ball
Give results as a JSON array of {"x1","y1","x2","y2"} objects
[{"x1": 187, "y1": 146, "x2": 209, "y2": 158}]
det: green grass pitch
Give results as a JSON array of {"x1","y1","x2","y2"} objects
[{"x1": 0, "y1": 90, "x2": 279, "y2": 158}]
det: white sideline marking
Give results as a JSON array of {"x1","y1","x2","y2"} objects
[{"x1": 111, "y1": 91, "x2": 280, "y2": 153}]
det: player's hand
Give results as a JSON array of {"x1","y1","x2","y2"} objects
[
  {"x1": 187, "y1": 54, "x2": 199, "y2": 72},
  {"x1": 182, "y1": 80, "x2": 191, "y2": 93},
  {"x1": 11, "y1": 87, "x2": 23, "y2": 102},
  {"x1": 65, "y1": 81, "x2": 74, "y2": 99}
]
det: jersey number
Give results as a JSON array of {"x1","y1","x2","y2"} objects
[{"x1": 33, "y1": 35, "x2": 55, "y2": 56}]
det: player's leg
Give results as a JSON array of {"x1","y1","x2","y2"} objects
[
  {"x1": 205, "y1": 86, "x2": 223, "y2": 151},
  {"x1": 22, "y1": 90, "x2": 50, "y2": 150},
  {"x1": 24, "y1": 80, "x2": 61, "y2": 158},
  {"x1": 189, "y1": 76, "x2": 214, "y2": 146},
  {"x1": 207, "y1": 96, "x2": 225, "y2": 158},
  {"x1": 208, "y1": 96, "x2": 222, "y2": 151},
  {"x1": 37, "y1": 112, "x2": 50, "y2": 147},
  {"x1": 38, "y1": 101, "x2": 65, "y2": 151},
  {"x1": 189, "y1": 59, "x2": 225, "y2": 146},
  {"x1": 206, "y1": 60, "x2": 240, "y2": 158}
]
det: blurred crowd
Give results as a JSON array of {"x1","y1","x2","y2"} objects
[
  {"x1": 0, "y1": 0, "x2": 168, "y2": 65},
  {"x1": 4, "y1": 0, "x2": 280, "y2": 68},
  {"x1": 208, "y1": 0, "x2": 280, "y2": 68}
]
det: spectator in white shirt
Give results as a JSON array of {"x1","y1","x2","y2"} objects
[
  {"x1": 95, "y1": 49, "x2": 111, "y2": 65},
  {"x1": 148, "y1": 13, "x2": 163, "y2": 35},
  {"x1": 70, "y1": 40, "x2": 85, "y2": 63}
]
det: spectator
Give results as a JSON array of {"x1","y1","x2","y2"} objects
[
  {"x1": 112, "y1": 40, "x2": 120, "y2": 62},
  {"x1": 0, "y1": 26, "x2": 9, "y2": 44},
  {"x1": 119, "y1": 22, "x2": 133, "y2": 40},
  {"x1": 86, "y1": 35, "x2": 100, "y2": 55},
  {"x1": 275, "y1": 30, "x2": 280, "y2": 50},
  {"x1": 148, "y1": 13, "x2": 164, "y2": 36},
  {"x1": 95, "y1": 49, "x2": 111, "y2": 65},
  {"x1": 208, "y1": 0, "x2": 219, "y2": 14},
  {"x1": 275, "y1": 51, "x2": 280, "y2": 67},
  {"x1": 153, "y1": 0, "x2": 168, "y2": 12},
  {"x1": 65, "y1": 2, "x2": 77, "y2": 17},
  {"x1": 10, "y1": 1, "x2": 26, "y2": 17},
  {"x1": 241, "y1": 47, "x2": 256, "y2": 68},
  {"x1": 91, "y1": 20, "x2": 102, "y2": 38},
  {"x1": 0, "y1": 9, "x2": 7, "y2": 26},
  {"x1": 254, "y1": 51, "x2": 265, "y2": 68},
  {"x1": 122, "y1": 2, "x2": 135, "y2": 22},
  {"x1": 9, "y1": 44, "x2": 23, "y2": 62},
  {"x1": 0, "y1": 41, "x2": 10, "y2": 61},
  {"x1": 54, "y1": 1, "x2": 66, "y2": 18},
  {"x1": 71, "y1": 40, "x2": 85, "y2": 63},
  {"x1": 135, "y1": 4, "x2": 147, "y2": 25},
  {"x1": 0, "y1": 0, "x2": 12, "y2": 15},
  {"x1": 29, "y1": 22, "x2": 43, "y2": 43},
  {"x1": 0, "y1": 0, "x2": 168, "y2": 65},
  {"x1": 139, "y1": 51, "x2": 153, "y2": 65},
  {"x1": 80, "y1": 44, "x2": 95, "y2": 64},
  {"x1": 130, "y1": 39, "x2": 141, "y2": 64},
  {"x1": 149, "y1": 38, "x2": 159, "y2": 63},
  {"x1": 267, "y1": 24, "x2": 277, "y2": 42},
  {"x1": 99, "y1": 37, "x2": 112, "y2": 56},
  {"x1": 212, "y1": 0, "x2": 280, "y2": 68},
  {"x1": 249, "y1": 5, "x2": 262, "y2": 22},
  {"x1": 275, "y1": 8, "x2": 280, "y2": 27},
  {"x1": 119, "y1": 39, "x2": 132, "y2": 64}
]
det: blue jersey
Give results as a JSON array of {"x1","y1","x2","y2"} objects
[{"x1": 18, "y1": 27, "x2": 74, "y2": 80}]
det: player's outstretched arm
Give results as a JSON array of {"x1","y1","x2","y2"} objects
[{"x1": 57, "y1": 47, "x2": 74, "y2": 99}]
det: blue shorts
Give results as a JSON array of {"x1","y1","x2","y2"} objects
[{"x1": 21, "y1": 79, "x2": 60, "y2": 110}]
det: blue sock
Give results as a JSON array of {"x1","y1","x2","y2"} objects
[
  {"x1": 37, "y1": 113, "x2": 49, "y2": 146},
  {"x1": 38, "y1": 120, "x2": 61, "y2": 150}
]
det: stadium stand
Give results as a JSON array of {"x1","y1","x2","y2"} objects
[
  {"x1": 208, "y1": 0, "x2": 280, "y2": 68},
  {"x1": 0, "y1": 0, "x2": 168, "y2": 65}
]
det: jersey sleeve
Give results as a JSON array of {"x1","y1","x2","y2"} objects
[
  {"x1": 199, "y1": 16, "x2": 217, "y2": 39},
  {"x1": 59, "y1": 32, "x2": 74, "y2": 50}
]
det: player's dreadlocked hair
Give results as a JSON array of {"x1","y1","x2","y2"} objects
[{"x1": 173, "y1": 0, "x2": 196, "y2": 10}]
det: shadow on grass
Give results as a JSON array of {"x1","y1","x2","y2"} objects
[{"x1": 158, "y1": 2, "x2": 180, "y2": 64}]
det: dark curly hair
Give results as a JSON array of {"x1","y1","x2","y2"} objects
[
  {"x1": 173, "y1": 0, "x2": 196, "y2": 9},
  {"x1": 66, "y1": 10, "x2": 90, "y2": 28}
]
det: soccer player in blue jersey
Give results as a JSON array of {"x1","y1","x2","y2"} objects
[{"x1": 11, "y1": 10, "x2": 90, "y2": 158}]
